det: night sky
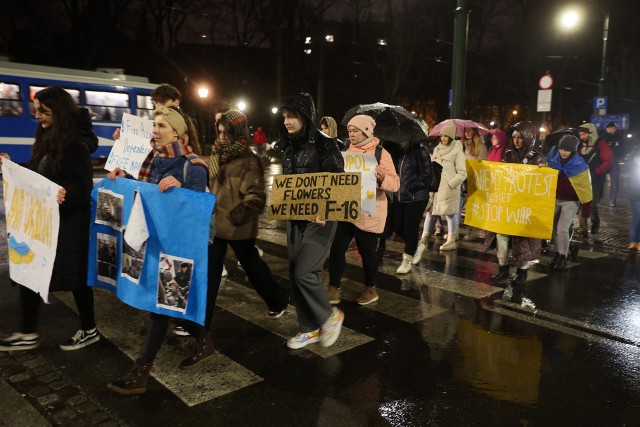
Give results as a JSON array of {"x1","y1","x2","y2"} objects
[{"x1": 1, "y1": 0, "x2": 639, "y2": 136}]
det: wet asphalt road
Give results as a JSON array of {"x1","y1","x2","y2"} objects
[{"x1": 1, "y1": 156, "x2": 640, "y2": 427}]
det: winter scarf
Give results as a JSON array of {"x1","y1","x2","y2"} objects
[
  {"x1": 137, "y1": 136, "x2": 208, "y2": 182},
  {"x1": 352, "y1": 136, "x2": 374, "y2": 148},
  {"x1": 432, "y1": 139, "x2": 459, "y2": 165},
  {"x1": 208, "y1": 109, "x2": 250, "y2": 181}
]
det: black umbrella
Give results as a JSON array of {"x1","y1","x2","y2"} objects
[
  {"x1": 341, "y1": 102, "x2": 429, "y2": 143},
  {"x1": 544, "y1": 128, "x2": 578, "y2": 154}
]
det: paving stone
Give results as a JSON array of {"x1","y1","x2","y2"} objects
[
  {"x1": 89, "y1": 412, "x2": 110, "y2": 424},
  {"x1": 25, "y1": 384, "x2": 51, "y2": 398},
  {"x1": 65, "y1": 419, "x2": 90, "y2": 427},
  {"x1": 67, "y1": 394, "x2": 88, "y2": 407},
  {"x1": 51, "y1": 409, "x2": 77, "y2": 425},
  {"x1": 97, "y1": 421, "x2": 120, "y2": 427},
  {"x1": 33, "y1": 364, "x2": 54, "y2": 376},
  {"x1": 0, "y1": 363, "x2": 25, "y2": 377},
  {"x1": 7, "y1": 371, "x2": 33, "y2": 383},
  {"x1": 57, "y1": 386, "x2": 81, "y2": 399},
  {"x1": 36, "y1": 392, "x2": 60, "y2": 407},
  {"x1": 15, "y1": 353, "x2": 38, "y2": 363},
  {"x1": 38, "y1": 372, "x2": 61, "y2": 384},
  {"x1": 42, "y1": 400, "x2": 67, "y2": 415},
  {"x1": 74, "y1": 401, "x2": 100, "y2": 416},
  {"x1": 49, "y1": 379, "x2": 72, "y2": 390},
  {"x1": 0, "y1": 358, "x2": 15, "y2": 367},
  {"x1": 23, "y1": 357, "x2": 47, "y2": 369}
]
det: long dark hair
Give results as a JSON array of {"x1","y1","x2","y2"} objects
[
  {"x1": 167, "y1": 106, "x2": 201, "y2": 155},
  {"x1": 29, "y1": 87, "x2": 79, "y2": 172}
]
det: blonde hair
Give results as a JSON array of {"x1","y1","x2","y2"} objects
[{"x1": 464, "y1": 128, "x2": 483, "y2": 157}]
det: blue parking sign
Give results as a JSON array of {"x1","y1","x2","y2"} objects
[{"x1": 594, "y1": 96, "x2": 608, "y2": 110}]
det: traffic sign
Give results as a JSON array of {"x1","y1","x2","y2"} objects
[
  {"x1": 593, "y1": 96, "x2": 608, "y2": 110},
  {"x1": 539, "y1": 74, "x2": 553, "y2": 90},
  {"x1": 537, "y1": 89, "x2": 552, "y2": 112},
  {"x1": 590, "y1": 114, "x2": 630, "y2": 130}
]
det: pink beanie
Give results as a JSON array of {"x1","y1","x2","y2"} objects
[{"x1": 347, "y1": 115, "x2": 376, "y2": 138}]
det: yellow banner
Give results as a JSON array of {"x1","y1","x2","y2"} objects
[
  {"x1": 268, "y1": 172, "x2": 361, "y2": 221},
  {"x1": 465, "y1": 160, "x2": 558, "y2": 239}
]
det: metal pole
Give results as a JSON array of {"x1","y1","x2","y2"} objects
[
  {"x1": 450, "y1": 0, "x2": 469, "y2": 119},
  {"x1": 598, "y1": 11, "x2": 609, "y2": 97}
]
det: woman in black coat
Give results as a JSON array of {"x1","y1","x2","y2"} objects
[{"x1": 0, "y1": 86, "x2": 100, "y2": 352}]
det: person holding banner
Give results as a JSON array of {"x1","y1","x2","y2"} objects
[
  {"x1": 0, "y1": 86, "x2": 100, "y2": 352},
  {"x1": 545, "y1": 135, "x2": 593, "y2": 270},
  {"x1": 206, "y1": 109, "x2": 289, "y2": 321},
  {"x1": 483, "y1": 121, "x2": 545, "y2": 286},
  {"x1": 327, "y1": 115, "x2": 400, "y2": 305},
  {"x1": 460, "y1": 127, "x2": 488, "y2": 241},
  {"x1": 107, "y1": 106, "x2": 210, "y2": 395},
  {"x1": 274, "y1": 92, "x2": 345, "y2": 350},
  {"x1": 415, "y1": 121, "x2": 467, "y2": 258}
]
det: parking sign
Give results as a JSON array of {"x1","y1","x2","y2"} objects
[{"x1": 594, "y1": 97, "x2": 608, "y2": 110}]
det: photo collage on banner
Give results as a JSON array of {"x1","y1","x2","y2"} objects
[{"x1": 156, "y1": 253, "x2": 194, "y2": 314}]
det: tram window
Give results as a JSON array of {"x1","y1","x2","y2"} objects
[
  {"x1": 28, "y1": 86, "x2": 80, "y2": 115},
  {"x1": 0, "y1": 82, "x2": 22, "y2": 117},
  {"x1": 136, "y1": 94, "x2": 153, "y2": 119},
  {"x1": 85, "y1": 90, "x2": 130, "y2": 122}
]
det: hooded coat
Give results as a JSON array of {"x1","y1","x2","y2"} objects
[
  {"x1": 578, "y1": 122, "x2": 613, "y2": 181},
  {"x1": 483, "y1": 121, "x2": 543, "y2": 263},
  {"x1": 431, "y1": 139, "x2": 467, "y2": 216},
  {"x1": 274, "y1": 93, "x2": 344, "y2": 175}
]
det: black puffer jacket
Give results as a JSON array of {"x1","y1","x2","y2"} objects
[
  {"x1": 396, "y1": 143, "x2": 432, "y2": 203},
  {"x1": 274, "y1": 92, "x2": 344, "y2": 174}
]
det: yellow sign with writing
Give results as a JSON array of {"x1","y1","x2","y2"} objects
[
  {"x1": 268, "y1": 172, "x2": 361, "y2": 221},
  {"x1": 465, "y1": 160, "x2": 558, "y2": 239}
]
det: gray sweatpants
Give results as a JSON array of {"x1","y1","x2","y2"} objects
[{"x1": 287, "y1": 221, "x2": 336, "y2": 333}]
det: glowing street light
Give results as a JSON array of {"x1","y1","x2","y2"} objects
[
  {"x1": 558, "y1": 8, "x2": 581, "y2": 31},
  {"x1": 197, "y1": 87, "x2": 209, "y2": 99},
  {"x1": 237, "y1": 100, "x2": 247, "y2": 111},
  {"x1": 271, "y1": 107, "x2": 278, "y2": 114}
]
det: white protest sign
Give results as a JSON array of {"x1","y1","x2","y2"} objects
[
  {"x1": 342, "y1": 151, "x2": 377, "y2": 215},
  {"x1": 104, "y1": 113, "x2": 153, "y2": 179},
  {"x1": 2, "y1": 159, "x2": 61, "y2": 302}
]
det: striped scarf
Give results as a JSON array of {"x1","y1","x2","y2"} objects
[
  {"x1": 207, "y1": 138, "x2": 247, "y2": 182},
  {"x1": 137, "y1": 137, "x2": 208, "y2": 182}
]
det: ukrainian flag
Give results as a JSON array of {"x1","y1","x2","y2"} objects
[{"x1": 548, "y1": 153, "x2": 593, "y2": 204}]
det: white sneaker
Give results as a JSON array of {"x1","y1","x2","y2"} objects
[
  {"x1": 412, "y1": 241, "x2": 427, "y2": 265},
  {"x1": 287, "y1": 330, "x2": 320, "y2": 349},
  {"x1": 320, "y1": 308, "x2": 344, "y2": 348},
  {"x1": 222, "y1": 265, "x2": 228, "y2": 277},
  {"x1": 396, "y1": 253, "x2": 412, "y2": 274},
  {"x1": 59, "y1": 328, "x2": 100, "y2": 351},
  {"x1": 439, "y1": 239, "x2": 457, "y2": 251},
  {"x1": 256, "y1": 245, "x2": 264, "y2": 257}
]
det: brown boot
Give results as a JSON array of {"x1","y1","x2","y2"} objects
[
  {"x1": 107, "y1": 358, "x2": 152, "y2": 395},
  {"x1": 180, "y1": 334, "x2": 216, "y2": 370}
]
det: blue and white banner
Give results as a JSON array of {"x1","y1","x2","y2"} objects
[{"x1": 88, "y1": 177, "x2": 216, "y2": 325}]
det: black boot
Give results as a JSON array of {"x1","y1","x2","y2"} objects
[
  {"x1": 490, "y1": 265, "x2": 510, "y2": 283},
  {"x1": 107, "y1": 358, "x2": 153, "y2": 395},
  {"x1": 512, "y1": 268, "x2": 528, "y2": 286},
  {"x1": 549, "y1": 252, "x2": 560, "y2": 267},
  {"x1": 180, "y1": 334, "x2": 216, "y2": 370},
  {"x1": 569, "y1": 243, "x2": 580, "y2": 261},
  {"x1": 553, "y1": 255, "x2": 567, "y2": 271}
]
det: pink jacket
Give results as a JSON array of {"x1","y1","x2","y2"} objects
[{"x1": 347, "y1": 137, "x2": 400, "y2": 233}]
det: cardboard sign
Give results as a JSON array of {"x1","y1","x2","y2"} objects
[
  {"x1": 2, "y1": 159, "x2": 61, "y2": 302},
  {"x1": 88, "y1": 177, "x2": 216, "y2": 325},
  {"x1": 104, "y1": 113, "x2": 153, "y2": 179},
  {"x1": 465, "y1": 160, "x2": 558, "y2": 239},
  {"x1": 342, "y1": 152, "x2": 377, "y2": 215},
  {"x1": 268, "y1": 172, "x2": 361, "y2": 221}
]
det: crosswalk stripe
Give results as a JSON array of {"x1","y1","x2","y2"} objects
[
  {"x1": 56, "y1": 290, "x2": 263, "y2": 407},
  {"x1": 216, "y1": 277, "x2": 374, "y2": 358}
]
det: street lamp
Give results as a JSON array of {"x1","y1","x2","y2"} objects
[
  {"x1": 237, "y1": 100, "x2": 247, "y2": 111},
  {"x1": 558, "y1": 6, "x2": 609, "y2": 97}
]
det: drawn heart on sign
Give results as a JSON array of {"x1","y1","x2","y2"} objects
[{"x1": 366, "y1": 191, "x2": 375, "y2": 199}]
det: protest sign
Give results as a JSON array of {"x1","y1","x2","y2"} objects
[
  {"x1": 88, "y1": 178, "x2": 216, "y2": 325},
  {"x1": 104, "y1": 113, "x2": 153, "y2": 179},
  {"x1": 268, "y1": 172, "x2": 361, "y2": 221},
  {"x1": 2, "y1": 159, "x2": 61, "y2": 302},
  {"x1": 342, "y1": 152, "x2": 377, "y2": 215},
  {"x1": 465, "y1": 160, "x2": 558, "y2": 239}
]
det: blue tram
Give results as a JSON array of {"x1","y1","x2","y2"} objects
[{"x1": 0, "y1": 61, "x2": 157, "y2": 163}]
